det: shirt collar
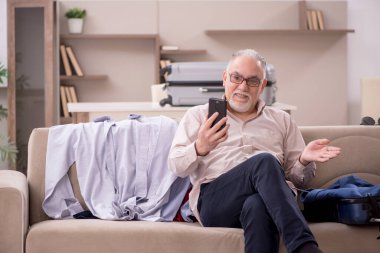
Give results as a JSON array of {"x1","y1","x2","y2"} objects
[{"x1": 256, "y1": 98, "x2": 267, "y2": 115}]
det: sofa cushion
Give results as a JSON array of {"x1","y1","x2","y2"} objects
[
  {"x1": 309, "y1": 222, "x2": 380, "y2": 253},
  {"x1": 26, "y1": 219, "x2": 380, "y2": 253},
  {"x1": 26, "y1": 220, "x2": 379, "y2": 253},
  {"x1": 0, "y1": 170, "x2": 28, "y2": 253},
  {"x1": 299, "y1": 126, "x2": 380, "y2": 188},
  {"x1": 26, "y1": 220, "x2": 243, "y2": 253},
  {"x1": 28, "y1": 126, "x2": 380, "y2": 225}
]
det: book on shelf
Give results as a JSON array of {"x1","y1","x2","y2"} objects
[
  {"x1": 68, "y1": 85, "x2": 78, "y2": 103},
  {"x1": 306, "y1": 10, "x2": 313, "y2": 30},
  {"x1": 65, "y1": 86, "x2": 73, "y2": 103},
  {"x1": 307, "y1": 9, "x2": 325, "y2": 31},
  {"x1": 316, "y1": 10, "x2": 325, "y2": 30},
  {"x1": 60, "y1": 85, "x2": 70, "y2": 118},
  {"x1": 65, "y1": 46, "x2": 84, "y2": 76},
  {"x1": 310, "y1": 10, "x2": 319, "y2": 30},
  {"x1": 60, "y1": 85, "x2": 79, "y2": 118},
  {"x1": 60, "y1": 45, "x2": 72, "y2": 76}
]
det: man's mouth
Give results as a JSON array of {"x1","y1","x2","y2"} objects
[{"x1": 233, "y1": 93, "x2": 249, "y2": 101}]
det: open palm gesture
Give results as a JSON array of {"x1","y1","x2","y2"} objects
[{"x1": 300, "y1": 139, "x2": 341, "y2": 165}]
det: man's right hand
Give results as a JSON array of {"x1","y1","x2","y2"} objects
[{"x1": 195, "y1": 112, "x2": 229, "y2": 156}]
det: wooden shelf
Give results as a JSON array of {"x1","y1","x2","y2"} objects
[
  {"x1": 60, "y1": 75, "x2": 108, "y2": 81},
  {"x1": 60, "y1": 117, "x2": 73, "y2": 125},
  {"x1": 61, "y1": 34, "x2": 158, "y2": 40},
  {"x1": 160, "y1": 49, "x2": 207, "y2": 55},
  {"x1": 205, "y1": 29, "x2": 355, "y2": 35},
  {"x1": 206, "y1": 2, "x2": 354, "y2": 36}
]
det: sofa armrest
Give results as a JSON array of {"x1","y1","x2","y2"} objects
[{"x1": 0, "y1": 170, "x2": 28, "y2": 253}]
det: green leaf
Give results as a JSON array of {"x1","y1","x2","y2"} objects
[
  {"x1": 0, "y1": 136, "x2": 18, "y2": 165},
  {"x1": 65, "y1": 8, "x2": 86, "y2": 19},
  {"x1": 0, "y1": 105, "x2": 7, "y2": 121},
  {"x1": 0, "y1": 64, "x2": 8, "y2": 84}
]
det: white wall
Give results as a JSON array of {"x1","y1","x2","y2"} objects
[
  {"x1": 1, "y1": 0, "x2": 380, "y2": 126},
  {"x1": 58, "y1": 1, "x2": 158, "y2": 103},
  {"x1": 158, "y1": 0, "x2": 349, "y2": 126},
  {"x1": 347, "y1": 0, "x2": 380, "y2": 125}
]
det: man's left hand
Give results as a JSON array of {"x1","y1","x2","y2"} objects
[{"x1": 300, "y1": 139, "x2": 341, "y2": 165}]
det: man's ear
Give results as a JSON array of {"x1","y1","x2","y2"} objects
[
  {"x1": 222, "y1": 70, "x2": 228, "y2": 86},
  {"x1": 259, "y1": 79, "x2": 267, "y2": 93}
]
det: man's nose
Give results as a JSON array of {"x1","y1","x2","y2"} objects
[{"x1": 237, "y1": 80, "x2": 249, "y2": 90}]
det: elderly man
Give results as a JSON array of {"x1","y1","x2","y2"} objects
[{"x1": 168, "y1": 49, "x2": 340, "y2": 253}]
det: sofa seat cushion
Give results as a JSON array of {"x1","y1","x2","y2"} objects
[
  {"x1": 26, "y1": 219, "x2": 380, "y2": 253},
  {"x1": 309, "y1": 222, "x2": 380, "y2": 253},
  {"x1": 26, "y1": 220, "x2": 244, "y2": 253}
]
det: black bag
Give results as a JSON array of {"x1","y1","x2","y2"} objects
[
  {"x1": 302, "y1": 196, "x2": 380, "y2": 239},
  {"x1": 302, "y1": 195, "x2": 380, "y2": 224},
  {"x1": 337, "y1": 196, "x2": 380, "y2": 225},
  {"x1": 300, "y1": 175, "x2": 380, "y2": 239}
]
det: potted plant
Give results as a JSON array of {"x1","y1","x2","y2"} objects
[
  {"x1": 65, "y1": 7, "x2": 86, "y2": 34},
  {"x1": 0, "y1": 63, "x2": 17, "y2": 165}
]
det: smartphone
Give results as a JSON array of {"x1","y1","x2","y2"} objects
[{"x1": 208, "y1": 98, "x2": 227, "y2": 129}]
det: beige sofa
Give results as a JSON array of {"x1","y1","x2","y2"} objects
[{"x1": 1, "y1": 125, "x2": 380, "y2": 253}]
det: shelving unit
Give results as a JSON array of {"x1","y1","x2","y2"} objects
[
  {"x1": 60, "y1": 33, "x2": 158, "y2": 82},
  {"x1": 205, "y1": 29, "x2": 355, "y2": 35},
  {"x1": 59, "y1": 33, "x2": 159, "y2": 124},
  {"x1": 61, "y1": 34, "x2": 158, "y2": 40},
  {"x1": 205, "y1": 0, "x2": 354, "y2": 35},
  {"x1": 298, "y1": 0, "x2": 354, "y2": 33},
  {"x1": 56, "y1": 0, "x2": 354, "y2": 126}
]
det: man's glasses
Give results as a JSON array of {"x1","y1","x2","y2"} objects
[{"x1": 229, "y1": 73, "x2": 263, "y2": 87}]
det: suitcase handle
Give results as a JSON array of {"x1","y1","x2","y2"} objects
[{"x1": 199, "y1": 87, "x2": 225, "y2": 93}]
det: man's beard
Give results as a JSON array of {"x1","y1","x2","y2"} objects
[{"x1": 227, "y1": 91, "x2": 253, "y2": 113}]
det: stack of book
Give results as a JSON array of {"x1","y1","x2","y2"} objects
[
  {"x1": 60, "y1": 85, "x2": 78, "y2": 118},
  {"x1": 60, "y1": 44, "x2": 84, "y2": 77},
  {"x1": 306, "y1": 9, "x2": 325, "y2": 31}
]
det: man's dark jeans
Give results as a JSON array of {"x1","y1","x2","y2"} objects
[{"x1": 197, "y1": 153, "x2": 316, "y2": 253}]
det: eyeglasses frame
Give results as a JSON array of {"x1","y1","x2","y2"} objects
[{"x1": 228, "y1": 72, "x2": 263, "y2": 87}]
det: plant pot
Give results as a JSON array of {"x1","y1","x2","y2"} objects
[{"x1": 68, "y1": 18, "x2": 84, "y2": 34}]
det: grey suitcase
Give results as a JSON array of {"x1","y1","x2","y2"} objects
[
  {"x1": 164, "y1": 62, "x2": 227, "y2": 83},
  {"x1": 160, "y1": 83, "x2": 225, "y2": 106},
  {"x1": 159, "y1": 62, "x2": 277, "y2": 106},
  {"x1": 160, "y1": 62, "x2": 226, "y2": 106}
]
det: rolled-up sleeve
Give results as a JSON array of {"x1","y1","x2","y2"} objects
[
  {"x1": 283, "y1": 115, "x2": 316, "y2": 188},
  {"x1": 168, "y1": 107, "x2": 204, "y2": 178},
  {"x1": 287, "y1": 159, "x2": 316, "y2": 188}
]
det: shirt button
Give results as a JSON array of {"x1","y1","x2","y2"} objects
[{"x1": 242, "y1": 135, "x2": 248, "y2": 144}]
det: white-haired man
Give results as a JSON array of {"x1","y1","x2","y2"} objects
[{"x1": 168, "y1": 49, "x2": 340, "y2": 253}]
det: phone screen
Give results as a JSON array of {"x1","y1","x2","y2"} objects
[{"x1": 208, "y1": 98, "x2": 227, "y2": 129}]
